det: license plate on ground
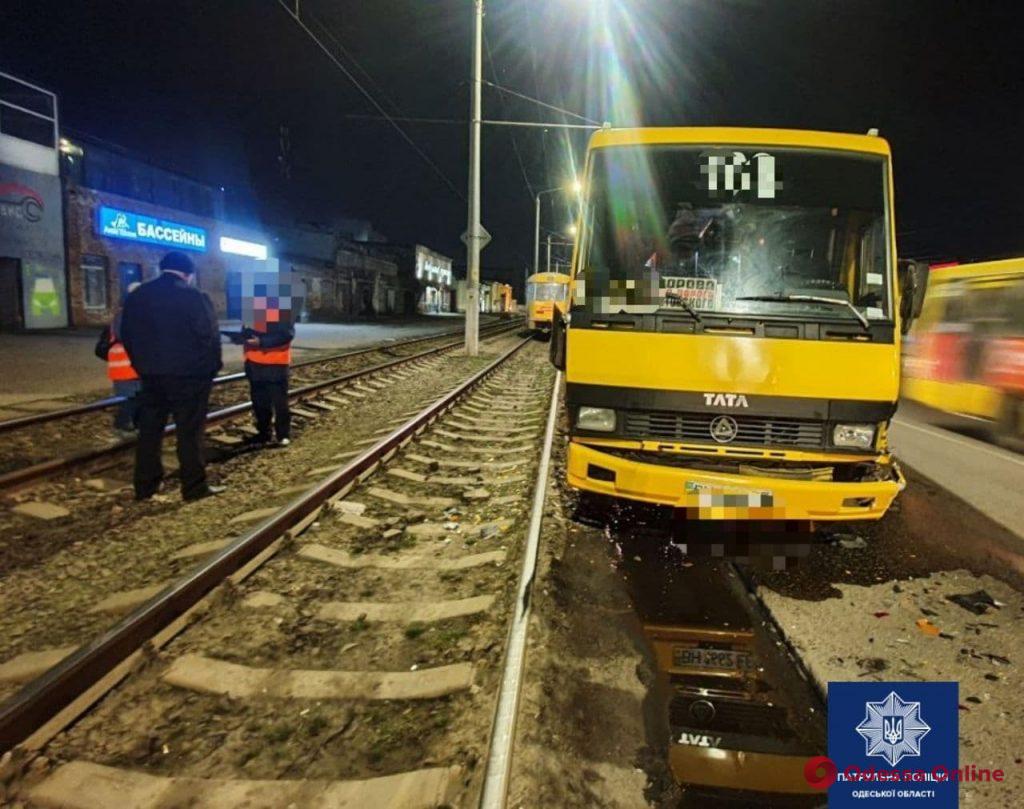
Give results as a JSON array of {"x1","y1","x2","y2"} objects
[{"x1": 673, "y1": 647, "x2": 752, "y2": 672}]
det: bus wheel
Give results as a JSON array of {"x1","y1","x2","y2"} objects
[{"x1": 995, "y1": 395, "x2": 1024, "y2": 453}]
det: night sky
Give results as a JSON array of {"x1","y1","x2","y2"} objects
[{"x1": 3, "y1": 1, "x2": 1023, "y2": 283}]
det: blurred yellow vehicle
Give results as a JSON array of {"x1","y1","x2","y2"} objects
[
  {"x1": 525, "y1": 271, "x2": 570, "y2": 331},
  {"x1": 902, "y1": 257, "x2": 1024, "y2": 447}
]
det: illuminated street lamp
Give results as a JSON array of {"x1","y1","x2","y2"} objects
[{"x1": 533, "y1": 177, "x2": 582, "y2": 275}]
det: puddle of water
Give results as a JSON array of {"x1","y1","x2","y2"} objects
[{"x1": 589, "y1": 497, "x2": 828, "y2": 807}]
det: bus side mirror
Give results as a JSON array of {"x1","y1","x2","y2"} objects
[
  {"x1": 550, "y1": 307, "x2": 567, "y2": 371},
  {"x1": 897, "y1": 259, "x2": 929, "y2": 335}
]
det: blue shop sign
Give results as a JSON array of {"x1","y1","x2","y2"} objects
[{"x1": 97, "y1": 206, "x2": 207, "y2": 252}]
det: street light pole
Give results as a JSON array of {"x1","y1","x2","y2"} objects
[
  {"x1": 546, "y1": 234, "x2": 552, "y2": 273},
  {"x1": 464, "y1": 0, "x2": 484, "y2": 356},
  {"x1": 533, "y1": 193, "x2": 541, "y2": 275},
  {"x1": 532, "y1": 185, "x2": 565, "y2": 280}
]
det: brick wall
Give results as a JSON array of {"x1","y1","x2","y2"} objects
[{"x1": 64, "y1": 184, "x2": 236, "y2": 326}]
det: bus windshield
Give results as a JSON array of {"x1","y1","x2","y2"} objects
[{"x1": 578, "y1": 145, "x2": 891, "y2": 323}]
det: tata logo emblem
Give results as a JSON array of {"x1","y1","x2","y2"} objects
[
  {"x1": 856, "y1": 691, "x2": 931, "y2": 767},
  {"x1": 703, "y1": 392, "x2": 749, "y2": 408},
  {"x1": 709, "y1": 415, "x2": 739, "y2": 443},
  {"x1": 678, "y1": 732, "x2": 722, "y2": 748}
]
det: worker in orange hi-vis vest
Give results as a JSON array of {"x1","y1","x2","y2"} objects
[
  {"x1": 226, "y1": 268, "x2": 302, "y2": 449},
  {"x1": 96, "y1": 281, "x2": 142, "y2": 437},
  {"x1": 241, "y1": 316, "x2": 295, "y2": 447}
]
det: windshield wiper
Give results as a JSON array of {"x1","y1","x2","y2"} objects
[
  {"x1": 734, "y1": 294, "x2": 871, "y2": 329},
  {"x1": 662, "y1": 293, "x2": 704, "y2": 324}
]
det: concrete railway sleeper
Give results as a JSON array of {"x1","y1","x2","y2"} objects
[{"x1": 0, "y1": 339, "x2": 561, "y2": 809}]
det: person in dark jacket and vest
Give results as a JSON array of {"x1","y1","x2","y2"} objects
[
  {"x1": 121, "y1": 251, "x2": 225, "y2": 502},
  {"x1": 242, "y1": 318, "x2": 294, "y2": 447}
]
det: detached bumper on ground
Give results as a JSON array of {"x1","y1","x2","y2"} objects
[{"x1": 567, "y1": 441, "x2": 904, "y2": 521}]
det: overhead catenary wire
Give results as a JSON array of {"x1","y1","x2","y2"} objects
[
  {"x1": 484, "y1": 28, "x2": 536, "y2": 201},
  {"x1": 276, "y1": 0, "x2": 465, "y2": 201},
  {"x1": 481, "y1": 78, "x2": 602, "y2": 126},
  {"x1": 302, "y1": 7, "x2": 406, "y2": 118},
  {"x1": 343, "y1": 114, "x2": 599, "y2": 130}
]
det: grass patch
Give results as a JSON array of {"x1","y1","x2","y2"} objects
[
  {"x1": 404, "y1": 622, "x2": 427, "y2": 639},
  {"x1": 265, "y1": 722, "x2": 293, "y2": 743}
]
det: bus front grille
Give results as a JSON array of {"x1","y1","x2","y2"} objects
[{"x1": 622, "y1": 411, "x2": 825, "y2": 449}]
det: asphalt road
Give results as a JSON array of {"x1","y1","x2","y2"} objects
[
  {"x1": 0, "y1": 315, "x2": 471, "y2": 413},
  {"x1": 890, "y1": 403, "x2": 1024, "y2": 541}
]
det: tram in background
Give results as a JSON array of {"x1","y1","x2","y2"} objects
[
  {"x1": 525, "y1": 272, "x2": 570, "y2": 332},
  {"x1": 902, "y1": 257, "x2": 1024, "y2": 448}
]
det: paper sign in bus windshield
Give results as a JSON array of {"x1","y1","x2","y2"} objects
[{"x1": 662, "y1": 276, "x2": 721, "y2": 311}]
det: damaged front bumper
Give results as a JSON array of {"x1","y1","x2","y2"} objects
[{"x1": 567, "y1": 441, "x2": 905, "y2": 521}]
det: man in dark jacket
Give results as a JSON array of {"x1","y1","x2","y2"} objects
[{"x1": 121, "y1": 251, "x2": 225, "y2": 501}]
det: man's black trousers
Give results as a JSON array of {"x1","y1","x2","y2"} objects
[
  {"x1": 135, "y1": 375, "x2": 212, "y2": 500},
  {"x1": 250, "y1": 378, "x2": 290, "y2": 441}
]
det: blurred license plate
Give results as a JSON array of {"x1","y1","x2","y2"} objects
[
  {"x1": 684, "y1": 481, "x2": 773, "y2": 508},
  {"x1": 673, "y1": 647, "x2": 751, "y2": 671}
]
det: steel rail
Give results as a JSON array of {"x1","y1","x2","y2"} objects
[
  {"x1": 0, "y1": 320, "x2": 514, "y2": 435},
  {"x1": 0, "y1": 323, "x2": 522, "y2": 491},
  {"x1": 479, "y1": 369, "x2": 561, "y2": 808},
  {"x1": 0, "y1": 336, "x2": 533, "y2": 753}
]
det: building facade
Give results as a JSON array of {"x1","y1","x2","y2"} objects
[
  {"x1": 0, "y1": 71, "x2": 67, "y2": 329},
  {"x1": 271, "y1": 227, "x2": 400, "y2": 319},
  {"x1": 3, "y1": 71, "x2": 401, "y2": 330},
  {"x1": 364, "y1": 243, "x2": 453, "y2": 315},
  {"x1": 454, "y1": 279, "x2": 514, "y2": 314},
  {"x1": 61, "y1": 134, "x2": 269, "y2": 326},
  {"x1": 413, "y1": 245, "x2": 453, "y2": 314}
]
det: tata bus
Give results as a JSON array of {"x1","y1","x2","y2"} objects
[
  {"x1": 902, "y1": 257, "x2": 1024, "y2": 449},
  {"x1": 551, "y1": 127, "x2": 926, "y2": 521},
  {"x1": 525, "y1": 271, "x2": 571, "y2": 332}
]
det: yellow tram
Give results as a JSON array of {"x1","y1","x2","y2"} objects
[{"x1": 525, "y1": 272, "x2": 570, "y2": 332}]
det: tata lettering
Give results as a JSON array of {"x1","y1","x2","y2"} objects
[{"x1": 98, "y1": 206, "x2": 207, "y2": 252}]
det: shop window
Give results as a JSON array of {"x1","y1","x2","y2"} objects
[{"x1": 82, "y1": 255, "x2": 108, "y2": 310}]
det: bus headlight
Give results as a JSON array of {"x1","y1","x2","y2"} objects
[
  {"x1": 578, "y1": 407, "x2": 616, "y2": 432},
  {"x1": 833, "y1": 423, "x2": 875, "y2": 449}
]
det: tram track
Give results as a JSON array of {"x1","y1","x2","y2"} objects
[
  {"x1": 0, "y1": 320, "x2": 517, "y2": 486},
  {"x1": 0, "y1": 338, "x2": 559, "y2": 809},
  {"x1": 0, "y1": 329, "x2": 529, "y2": 670}
]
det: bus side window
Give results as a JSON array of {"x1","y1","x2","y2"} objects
[
  {"x1": 1008, "y1": 280, "x2": 1024, "y2": 338},
  {"x1": 941, "y1": 288, "x2": 966, "y2": 328}
]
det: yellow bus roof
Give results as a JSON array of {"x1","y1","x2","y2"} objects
[
  {"x1": 587, "y1": 126, "x2": 891, "y2": 157},
  {"x1": 928, "y1": 256, "x2": 1024, "y2": 285},
  {"x1": 527, "y1": 272, "x2": 571, "y2": 284}
]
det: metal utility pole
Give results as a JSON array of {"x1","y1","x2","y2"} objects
[
  {"x1": 463, "y1": 0, "x2": 485, "y2": 355},
  {"x1": 546, "y1": 234, "x2": 552, "y2": 273},
  {"x1": 533, "y1": 194, "x2": 541, "y2": 275}
]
